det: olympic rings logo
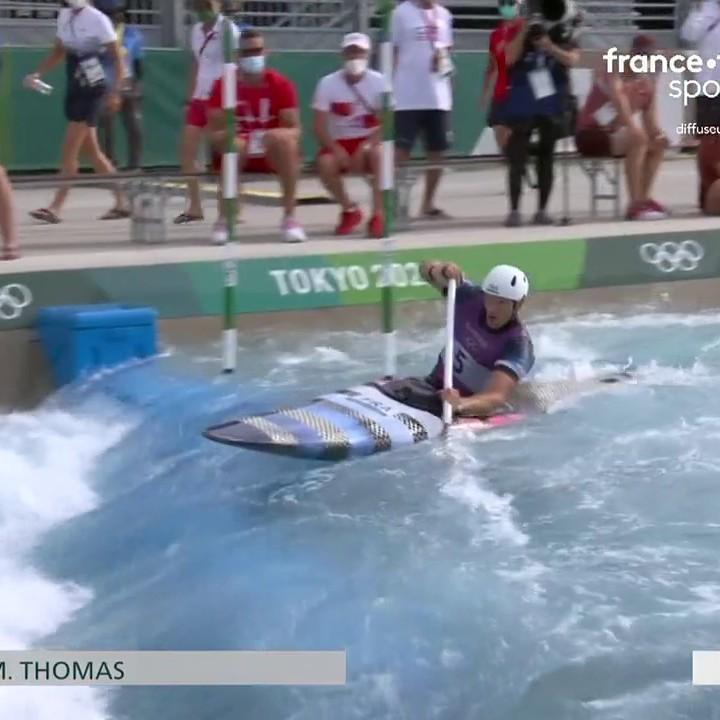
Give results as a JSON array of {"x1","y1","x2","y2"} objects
[
  {"x1": 639, "y1": 240, "x2": 705, "y2": 273},
  {"x1": 0, "y1": 284, "x2": 33, "y2": 321}
]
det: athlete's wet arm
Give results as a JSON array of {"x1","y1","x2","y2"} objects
[
  {"x1": 419, "y1": 260, "x2": 465, "y2": 291},
  {"x1": 34, "y1": 39, "x2": 65, "y2": 76},
  {"x1": 455, "y1": 370, "x2": 518, "y2": 416}
]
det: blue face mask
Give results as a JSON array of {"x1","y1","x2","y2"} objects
[
  {"x1": 499, "y1": 3, "x2": 518, "y2": 19},
  {"x1": 240, "y1": 55, "x2": 265, "y2": 74}
]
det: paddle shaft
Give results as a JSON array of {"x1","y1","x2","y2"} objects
[{"x1": 443, "y1": 278, "x2": 457, "y2": 425}]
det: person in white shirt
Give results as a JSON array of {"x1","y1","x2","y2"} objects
[
  {"x1": 24, "y1": 0, "x2": 129, "y2": 224},
  {"x1": 312, "y1": 33, "x2": 385, "y2": 238},
  {"x1": 681, "y1": 0, "x2": 720, "y2": 135},
  {"x1": 175, "y1": 0, "x2": 240, "y2": 224},
  {"x1": 391, "y1": 0, "x2": 454, "y2": 218}
]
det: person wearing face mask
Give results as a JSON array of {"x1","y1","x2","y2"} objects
[
  {"x1": 575, "y1": 34, "x2": 669, "y2": 221},
  {"x1": 206, "y1": 28, "x2": 306, "y2": 244},
  {"x1": 312, "y1": 33, "x2": 385, "y2": 238},
  {"x1": 174, "y1": 0, "x2": 240, "y2": 225},
  {"x1": 25, "y1": 0, "x2": 129, "y2": 224},
  {"x1": 482, "y1": 0, "x2": 523, "y2": 152}
]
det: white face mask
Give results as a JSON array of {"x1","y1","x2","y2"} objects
[{"x1": 344, "y1": 58, "x2": 368, "y2": 76}]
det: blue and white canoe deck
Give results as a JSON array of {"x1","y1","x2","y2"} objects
[{"x1": 203, "y1": 384, "x2": 526, "y2": 460}]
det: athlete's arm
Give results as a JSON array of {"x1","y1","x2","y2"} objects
[
  {"x1": 446, "y1": 370, "x2": 518, "y2": 417},
  {"x1": 419, "y1": 260, "x2": 464, "y2": 291},
  {"x1": 278, "y1": 107, "x2": 300, "y2": 129}
]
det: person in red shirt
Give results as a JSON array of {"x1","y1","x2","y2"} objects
[
  {"x1": 206, "y1": 28, "x2": 306, "y2": 244},
  {"x1": 698, "y1": 135, "x2": 720, "y2": 214},
  {"x1": 481, "y1": 0, "x2": 523, "y2": 152}
]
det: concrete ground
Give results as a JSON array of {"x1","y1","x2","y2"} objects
[{"x1": 2, "y1": 153, "x2": 716, "y2": 274}]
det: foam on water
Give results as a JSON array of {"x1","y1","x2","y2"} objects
[
  {"x1": 0, "y1": 409, "x2": 130, "y2": 720},
  {"x1": 3, "y1": 308, "x2": 720, "y2": 720}
]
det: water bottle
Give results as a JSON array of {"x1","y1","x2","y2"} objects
[{"x1": 24, "y1": 76, "x2": 53, "y2": 95}]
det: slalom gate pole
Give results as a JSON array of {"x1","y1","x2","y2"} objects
[
  {"x1": 442, "y1": 278, "x2": 457, "y2": 427},
  {"x1": 378, "y1": 0, "x2": 397, "y2": 380},
  {"x1": 221, "y1": 17, "x2": 238, "y2": 374}
]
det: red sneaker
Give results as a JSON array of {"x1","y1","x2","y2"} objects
[
  {"x1": 645, "y1": 198, "x2": 670, "y2": 217},
  {"x1": 367, "y1": 213, "x2": 384, "y2": 239},
  {"x1": 335, "y1": 205, "x2": 362, "y2": 235}
]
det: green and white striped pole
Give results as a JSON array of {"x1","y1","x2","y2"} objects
[
  {"x1": 221, "y1": 17, "x2": 238, "y2": 373},
  {"x1": 378, "y1": 0, "x2": 396, "y2": 380}
]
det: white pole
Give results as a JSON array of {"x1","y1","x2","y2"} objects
[{"x1": 442, "y1": 278, "x2": 457, "y2": 426}]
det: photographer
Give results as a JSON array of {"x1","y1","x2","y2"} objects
[{"x1": 502, "y1": 4, "x2": 580, "y2": 227}]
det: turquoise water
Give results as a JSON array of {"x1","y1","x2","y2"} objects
[{"x1": 2, "y1": 305, "x2": 720, "y2": 720}]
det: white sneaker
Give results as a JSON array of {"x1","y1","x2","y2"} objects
[
  {"x1": 282, "y1": 217, "x2": 307, "y2": 243},
  {"x1": 211, "y1": 220, "x2": 228, "y2": 245}
]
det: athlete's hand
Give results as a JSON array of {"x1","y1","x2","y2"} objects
[
  {"x1": 441, "y1": 262, "x2": 463, "y2": 282},
  {"x1": 439, "y1": 387, "x2": 463, "y2": 409}
]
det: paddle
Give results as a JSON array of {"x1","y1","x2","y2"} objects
[{"x1": 442, "y1": 278, "x2": 457, "y2": 427}]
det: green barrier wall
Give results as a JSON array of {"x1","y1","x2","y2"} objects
[
  {"x1": 3, "y1": 229, "x2": 720, "y2": 332},
  {"x1": 0, "y1": 47, "x2": 488, "y2": 171}
]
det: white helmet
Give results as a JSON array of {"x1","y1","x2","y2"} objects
[{"x1": 481, "y1": 264, "x2": 529, "y2": 302}]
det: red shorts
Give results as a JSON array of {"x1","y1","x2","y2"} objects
[
  {"x1": 185, "y1": 98, "x2": 208, "y2": 129},
  {"x1": 210, "y1": 149, "x2": 274, "y2": 175},
  {"x1": 317, "y1": 137, "x2": 372, "y2": 172}
]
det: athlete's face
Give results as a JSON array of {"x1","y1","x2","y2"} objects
[
  {"x1": 484, "y1": 294, "x2": 515, "y2": 329},
  {"x1": 195, "y1": 0, "x2": 220, "y2": 19}
]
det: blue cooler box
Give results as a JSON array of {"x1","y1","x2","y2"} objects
[{"x1": 37, "y1": 304, "x2": 158, "y2": 387}]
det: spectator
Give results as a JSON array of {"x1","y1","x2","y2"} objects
[
  {"x1": 681, "y1": 0, "x2": 720, "y2": 136},
  {"x1": 391, "y1": 0, "x2": 454, "y2": 219},
  {"x1": 25, "y1": 0, "x2": 129, "y2": 224},
  {"x1": 0, "y1": 165, "x2": 18, "y2": 260},
  {"x1": 206, "y1": 28, "x2": 306, "y2": 243},
  {"x1": 575, "y1": 34, "x2": 669, "y2": 220},
  {"x1": 97, "y1": 0, "x2": 144, "y2": 170},
  {"x1": 312, "y1": 33, "x2": 384, "y2": 238},
  {"x1": 698, "y1": 135, "x2": 720, "y2": 214},
  {"x1": 175, "y1": 0, "x2": 240, "y2": 225},
  {"x1": 502, "y1": 14, "x2": 580, "y2": 226},
  {"x1": 482, "y1": 0, "x2": 523, "y2": 152}
]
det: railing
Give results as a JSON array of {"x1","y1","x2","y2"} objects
[{"x1": 0, "y1": 0, "x2": 162, "y2": 26}]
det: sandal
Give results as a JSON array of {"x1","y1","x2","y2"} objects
[
  {"x1": 99, "y1": 207, "x2": 131, "y2": 220},
  {"x1": 29, "y1": 208, "x2": 61, "y2": 224},
  {"x1": 422, "y1": 208, "x2": 450, "y2": 219},
  {"x1": 1, "y1": 246, "x2": 19, "y2": 261},
  {"x1": 173, "y1": 211, "x2": 204, "y2": 224}
]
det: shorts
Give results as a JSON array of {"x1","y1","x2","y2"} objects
[
  {"x1": 575, "y1": 126, "x2": 614, "y2": 158},
  {"x1": 487, "y1": 97, "x2": 509, "y2": 128},
  {"x1": 64, "y1": 87, "x2": 105, "y2": 127},
  {"x1": 395, "y1": 109, "x2": 451, "y2": 153},
  {"x1": 210, "y1": 148, "x2": 274, "y2": 175},
  {"x1": 185, "y1": 98, "x2": 208, "y2": 128},
  {"x1": 317, "y1": 136, "x2": 372, "y2": 172}
]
